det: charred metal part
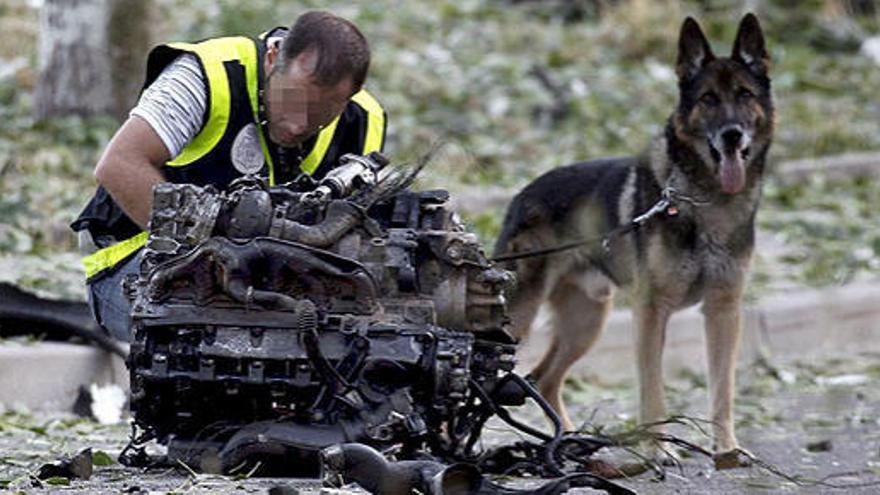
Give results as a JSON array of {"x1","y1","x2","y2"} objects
[
  {"x1": 143, "y1": 236, "x2": 379, "y2": 314},
  {"x1": 302, "y1": 152, "x2": 390, "y2": 206},
  {"x1": 320, "y1": 443, "x2": 636, "y2": 495},
  {"x1": 216, "y1": 421, "x2": 363, "y2": 475},
  {"x1": 270, "y1": 200, "x2": 364, "y2": 247},
  {"x1": 127, "y1": 154, "x2": 624, "y2": 493},
  {"x1": 223, "y1": 181, "x2": 272, "y2": 239},
  {"x1": 321, "y1": 443, "x2": 445, "y2": 495},
  {"x1": 36, "y1": 448, "x2": 94, "y2": 482},
  {"x1": 128, "y1": 154, "x2": 516, "y2": 474},
  {"x1": 148, "y1": 182, "x2": 222, "y2": 251}
]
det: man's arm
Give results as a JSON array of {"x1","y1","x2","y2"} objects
[
  {"x1": 93, "y1": 115, "x2": 171, "y2": 229},
  {"x1": 94, "y1": 52, "x2": 207, "y2": 230}
]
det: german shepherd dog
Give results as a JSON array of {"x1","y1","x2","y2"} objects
[{"x1": 494, "y1": 14, "x2": 772, "y2": 460}]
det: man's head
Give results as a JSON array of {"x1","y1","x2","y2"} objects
[{"x1": 264, "y1": 11, "x2": 370, "y2": 148}]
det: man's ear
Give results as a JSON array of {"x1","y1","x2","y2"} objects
[
  {"x1": 731, "y1": 13, "x2": 769, "y2": 76},
  {"x1": 265, "y1": 44, "x2": 279, "y2": 76},
  {"x1": 676, "y1": 17, "x2": 715, "y2": 82}
]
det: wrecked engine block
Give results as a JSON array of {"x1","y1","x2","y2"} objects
[{"x1": 126, "y1": 153, "x2": 518, "y2": 473}]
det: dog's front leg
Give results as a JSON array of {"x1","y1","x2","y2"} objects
[
  {"x1": 702, "y1": 286, "x2": 743, "y2": 455},
  {"x1": 634, "y1": 299, "x2": 673, "y2": 442}
]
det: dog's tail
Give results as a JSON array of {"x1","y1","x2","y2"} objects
[
  {"x1": 493, "y1": 190, "x2": 546, "y2": 267},
  {"x1": 492, "y1": 192, "x2": 523, "y2": 259},
  {"x1": 493, "y1": 205, "x2": 516, "y2": 261}
]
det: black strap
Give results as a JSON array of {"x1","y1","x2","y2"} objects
[{"x1": 491, "y1": 192, "x2": 680, "y2": 263}]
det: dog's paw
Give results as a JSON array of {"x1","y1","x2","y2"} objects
[{"x1": 713, "y1": 448, "x2": 752, "y2": 470}]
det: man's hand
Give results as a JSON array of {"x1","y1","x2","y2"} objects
[{"x1": 94, "y1": 116, "x2": 171, "y2": 229}]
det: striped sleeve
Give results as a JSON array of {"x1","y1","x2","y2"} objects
[{"x1": 130, "y1": 53, "x2": 208, "y2": 158}]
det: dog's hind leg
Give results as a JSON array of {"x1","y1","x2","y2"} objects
[
  {"x1": 532, "y1": 271, "x2": 614, "y2": 431},
  {"x1": 507, "y1": 284, "x2": 544, "y2": 344},
  {"x1": 505, "y1": 256, "x2": 551, "y2": 342},
  {"x1": 702, "y1": 286, "x2": 744, "y2": 455}
]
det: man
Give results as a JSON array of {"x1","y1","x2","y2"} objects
[{"x1": 71, "y1": 11, "x2": 387, "y2": 342}]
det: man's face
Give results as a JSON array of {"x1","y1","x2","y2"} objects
[{"x1": 264, "y1": 48, "x2": 354, "y2": 148}]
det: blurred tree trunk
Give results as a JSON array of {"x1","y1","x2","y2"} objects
[
  {"x1": 108, "y1": 0, "x2": 154, "y2": 121},
  {"x1": 35, "y1": 0, "x2": 153, "y2": 121}
]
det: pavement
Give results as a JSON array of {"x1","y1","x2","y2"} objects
[
  {"x1": 518, "y1": 279, "x2": 880, "y2": 380},
  {"x1": 447, "y1": 151, "x2": 880, "y2": 217}
]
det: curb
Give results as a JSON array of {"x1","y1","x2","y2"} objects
[
  {"x1": 448, "y1": 151, "x2": 880, "y2": 217},
  {"x1": 517, "y1": 280, "x2": 880, "y2": 380},
  {"x1": 0, "y1": 342, "x2": 127, "y2": 412}
]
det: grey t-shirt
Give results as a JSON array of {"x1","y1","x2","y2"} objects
[{"x1": 129, "y1": 53, "x2": 208, "y2": 158}]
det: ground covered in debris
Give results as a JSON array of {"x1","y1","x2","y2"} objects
[{"x1": 2, "y1": 351, "x2": 879, "y2": 494}]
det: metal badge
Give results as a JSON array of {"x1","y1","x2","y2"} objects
[{"x1": 231, "y1": 123, "x2": 265, "y2": 175}]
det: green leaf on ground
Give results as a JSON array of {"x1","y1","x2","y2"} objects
[
  {"x1": 42, "y1": 476, "x2": 70, "y2": 486},
  {"x1": 91, "y1": 450, "x2": 115, "y2": 466}
]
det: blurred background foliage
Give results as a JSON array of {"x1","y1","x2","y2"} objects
[{"x1": 0, "y1": 0, "x2": 878, "y2": 298}]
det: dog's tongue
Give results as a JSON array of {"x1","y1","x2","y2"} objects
[{"x1": 719, "y1": 152, "x2": 745, "y2": 194}]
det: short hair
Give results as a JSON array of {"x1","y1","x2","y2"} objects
[{"x1": 278, "y1": 11, "x2": 371, "y2": 92}]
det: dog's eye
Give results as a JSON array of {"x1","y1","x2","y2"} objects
[
  {"x1": 737, "y1": 88, "x2": 755, "y2": 100},
  {"x1": 699, "y1": 92, "x2": 720, "y2": 106}
]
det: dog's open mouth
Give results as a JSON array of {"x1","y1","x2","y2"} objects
[{"x1": 708, "y1": 141, "x2": 750, "y2": 195}]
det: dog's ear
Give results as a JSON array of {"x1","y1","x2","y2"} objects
[
  {"x1": 731, "y1": 13, "x2": 769, "y2": 76},
  {"x1": 676, "y1": 17, "x2": 715, "y2": 81}
]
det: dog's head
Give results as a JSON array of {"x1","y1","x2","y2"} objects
[{"x1": 672, "y1": 13, "x2": 774, "y2": 195}]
